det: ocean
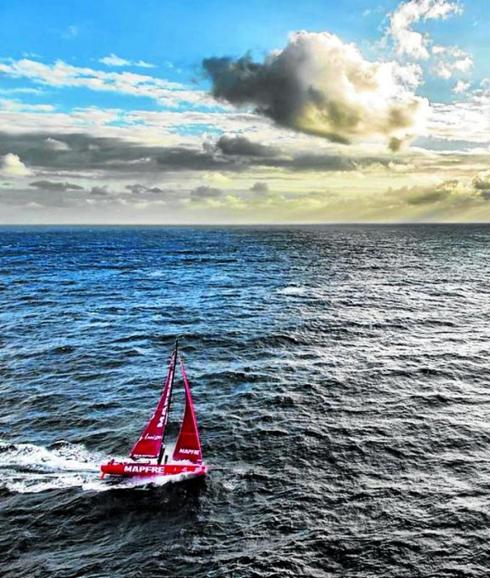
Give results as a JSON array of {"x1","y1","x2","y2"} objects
[{"x1": 0, "y1": 224, "x2": 489, "y2": 577}]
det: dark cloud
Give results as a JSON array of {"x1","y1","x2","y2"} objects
[
  {"x1": 250, "y1": 181, "x2": 269, "y2": 193},
  {"x1": 88, "y1": 186, "x2": 111, "y2": 197},
  {"x1": 284, "y1": 153, "x2": 355, "y2": 171},
  {"x1": 190, "y1": 185, "x2": 223, "y2": 200},
  {"x1": 29, "y1": 180, "x2": 84, "y2": 192},
  {"x1": 388, "y1": 175, "x2": 490, "y2": 208},
  {"x1": 406, "y1": 188, "x2": 450, "y2": 206},
  {"x1": 212, "y1": 134, "x2": 356, "y2": 171},
  {"x1": 0, "y1": 132, "x2": 166, "y2": 172},
  {"x1": 126, "y1": 184, "x2": 165, "y2": 195},
  {"x1": 203, "y1": 54, "x2": 305, "y2": 132},
  {"x1": 155, "y1": 148, "x2": 226, "y2": 171},
  {"x1": 215, "y1": 135, "x2": 277, "y2": 157},
  {"x1": 473, "y1": 172, "x2": 490, "y2": 194},
  {"x1": 391, "y1": 180, "x2": 461, "y2": 207},
  {"x1": 0, "y1": 131, "x2": 370, "y2": 176}
]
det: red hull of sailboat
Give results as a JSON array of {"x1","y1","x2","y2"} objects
[{"x1": 100, "y1": 461, "x2": 207, "y2": 478}]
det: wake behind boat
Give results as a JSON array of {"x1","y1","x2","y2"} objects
[{"x1": 100, "y1": 339, "x2": 207, "y2": 481}]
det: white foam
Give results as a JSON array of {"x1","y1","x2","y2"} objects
[
  {"x1": 0, "y1": 441, "x2": 202, "y2": 494},
  {"x1": 278, "y1": 286, "x2": 309, "y2": 296},
  {"x1": 0, "y1": 440, "x2": 111, "y2": 493}
]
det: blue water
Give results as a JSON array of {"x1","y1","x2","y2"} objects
[{"x1": 1, "y1": 225, "x2": 489, "y2": 577}]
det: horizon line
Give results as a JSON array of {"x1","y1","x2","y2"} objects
[{"x1": 1, "y1": 222, "x2": 490, "y2": 227}]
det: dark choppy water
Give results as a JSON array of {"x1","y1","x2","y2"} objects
[{"x1": 0, "y1": 225, "x2": 489, "y2": 578}]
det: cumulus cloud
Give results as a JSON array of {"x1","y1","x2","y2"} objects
[
  {"x1": 389, "y1": 0, "x2": 462, "y2": 60},
  {"x1": 453, "y1": 80, "x2": 470, "y2": 94},
  {"x1": 388, "y1": 1, "x2": 471, "y2": 81},
  {"x1": 203, "y1": 31, "x2": 428, "y2": 150},
  {"x1": 0, "y1": 153, "x2": 30, "y2": 176}
]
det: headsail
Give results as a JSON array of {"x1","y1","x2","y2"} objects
[
  {"x1": 172, "y1": 356, "x2": 203, "y2": 463},
  {"x1": 130, "y1": 347, "x2": 177, "y2": 459}
]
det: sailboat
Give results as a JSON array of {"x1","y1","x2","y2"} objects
[{"x1": 100, "y1": 339, "x2": 207, "y2": 480}]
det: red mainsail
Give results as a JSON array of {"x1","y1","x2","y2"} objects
[
  {"x1": 130, "y1": 349, "x2": 177, "y2": 459},
  {"x1": 172, "y1": 357, "x2": 203, "y2": 463}
]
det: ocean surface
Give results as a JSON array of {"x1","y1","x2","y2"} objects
[{"x1": 0, "y1": 224, "x2": 489, "y2": 578}]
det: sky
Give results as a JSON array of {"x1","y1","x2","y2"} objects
[{"x1": 0, "y1": 0, "x2": 489, "y2": 224}]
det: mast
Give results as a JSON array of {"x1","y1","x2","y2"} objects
[{"x1": 157, "y1": 338, "x2": 178, "y2": 464}]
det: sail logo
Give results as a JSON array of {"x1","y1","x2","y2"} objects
[
  {"x1": 178, "y1": 448, "x2": 199, "y2": 455},
  {"x1": 157, "y1": 399, "x2": 169, "y2": 428}
]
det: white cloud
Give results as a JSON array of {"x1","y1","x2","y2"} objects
[
  {"x1": 0, "y1": 87, "x2": 44, "y2": 96},
  {"x1": 44, "y1": 137, "x2": 71, "y2": 151},
  {"x1": 389, "y1": 0, "x2": 462, "y2": 59},
  {"x1": 134, "y1": 60, "x2": 155, "y2": 69},
  {"x1": 0, "y1": 58, "x2": 212, "y2": 108},
  {"x1": 0, "y1": 98, "x2": 54, "y2": 112},
  {"x1": 99, "y1": 54, "x2": 130, "y2": 67},
  {"x1": 99, "y1": 54, "x2": 155, "y2": 68},
  {"x1": 453, "y1": 80, "x2": 470, "y2": 93},
  {"x1": 0, "y1": 153, "x2": 31, "y2": 176},
  {"x1": 429, "y1": 85, "x2": 490, "y2": 144},
  {"x1": 431, "y1": 45, "x2": 473, "y2": 79}
]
